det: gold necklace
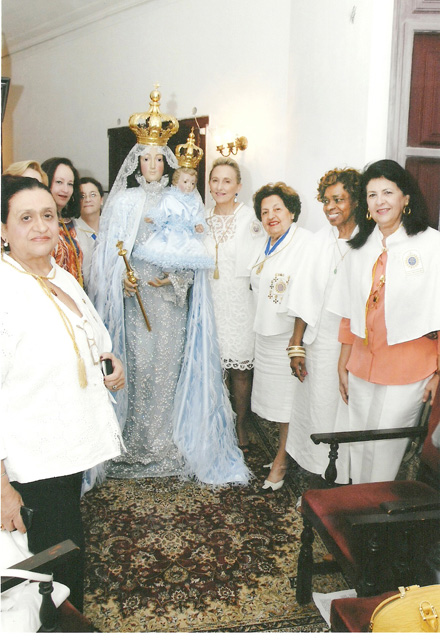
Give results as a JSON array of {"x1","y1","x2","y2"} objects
[
  {"x1": 207, "y1": 204, "x2": 241, "y2": 279},
  {"x1": 2, "y1": 254, "x2": 88, "y2": 388},
  {"x1": 331, "y1": 227, "x2": 352, "y2": 274},
  {"x1": 252, "y1": 226, "x2": 298, "y2": 274}
]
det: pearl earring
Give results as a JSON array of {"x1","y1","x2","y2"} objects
[{"x1": 234, "y1": 193, "x2": 238, "y2": 203}]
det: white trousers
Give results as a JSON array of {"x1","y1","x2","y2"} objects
[{"x1": 348, "y1": 373, "x2": 429, "y2": 484}]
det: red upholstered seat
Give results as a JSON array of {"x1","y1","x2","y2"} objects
[
  {"x1": 302, "y1": 481, "x2": 439, "y2": 570},
  {"x1": 330, "y1": 590, "x2": 397, "y2": 633},
  {"x1": 295, "y1": 391, "x2": 440, "y2": 607}
]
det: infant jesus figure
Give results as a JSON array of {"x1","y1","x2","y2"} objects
[{"x1": 140, "y1": 166, "x2": 214, "y2": 271}]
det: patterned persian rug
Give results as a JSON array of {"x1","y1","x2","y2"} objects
[{"x1": 81, "y1": 415, "x2": 348, "y2": 632}]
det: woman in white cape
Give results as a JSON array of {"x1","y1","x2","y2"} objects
[
  {"x1": 285, "y1": 168, "x2": 361, "y2": 485},
  {"x1": 328, "y1": 159, "x2": 440, "y2": 484},
  {"x1": 250, "y1": 182, "x2": 311, "y2": 490}
]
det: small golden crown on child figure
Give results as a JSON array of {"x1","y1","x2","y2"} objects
[
  {"x1": 175, "y1": 128, "x2": 204, "y2": 169},
  {"x1": 128, "y1": 85, "x2": 179, "y2": 146}
]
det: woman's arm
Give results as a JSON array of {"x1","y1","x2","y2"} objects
[
  {"x1": 288, "y1": 317, "x2": 308, "y2": 382},
  {"x1": 423, "y1": 338, "x2": 440, "y2": 404},
  {"x1": 1, "y1": 461, "x2": 26, "y2": 533},
  {"x1": 338, "y1": 343, "x2": 352, "y2": 405}
]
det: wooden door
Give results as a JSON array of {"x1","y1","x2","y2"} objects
[{"x1": 405, "y1": 32, "x2": 440, "y2": 229}]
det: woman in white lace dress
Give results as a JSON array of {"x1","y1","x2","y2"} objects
[{"x1": 205, "y1": 158, "x2": 265, "y2": 452}]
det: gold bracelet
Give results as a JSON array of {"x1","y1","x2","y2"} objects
[{"x1": 287, "y1": 346, "x2": 306, "y2": 358}]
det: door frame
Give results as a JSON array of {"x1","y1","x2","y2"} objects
[{"x1": 387, "y1": 0, "x2": 440, "y2": 166}]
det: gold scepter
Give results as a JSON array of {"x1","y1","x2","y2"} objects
[{"x1": 116, "y1": 241, "x2": 152, "y2": 332}]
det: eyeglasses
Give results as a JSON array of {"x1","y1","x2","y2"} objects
[
  {"x1": 80, "y1": 192, "x2": 99, "y2": 199},
  {"x1": 77, "y1": 319, "x2": 100, "y2": 365}
]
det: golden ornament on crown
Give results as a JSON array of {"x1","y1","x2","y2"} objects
[
  {"x1": 175, "y1": 127, "x2": 204, "y2": 169},
  {"x1": 128, "y1": 86, "x2": 179, "y2": 146}
]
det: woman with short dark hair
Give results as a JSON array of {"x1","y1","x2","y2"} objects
[
  {"x1": 250, "y1": 182, "x2": 311, "y2": 490},
  {"x1": 0, "y1": 175, "x2": 124, "y2": 610}
]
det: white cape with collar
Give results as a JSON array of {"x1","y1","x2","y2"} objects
[
  {"x1": 328, "y1": 225, "x2": 440, "y2": 345},
  {"x1": 285, "y1": 225, "x2": 356, "y2": 345}
]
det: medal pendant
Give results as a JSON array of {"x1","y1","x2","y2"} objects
[
  {"x1": 213, "y1": 266, "x2": 220, "y2": 279},
  {"x1": 256, "y1": 263, "x2": 264, "y2": 274}
]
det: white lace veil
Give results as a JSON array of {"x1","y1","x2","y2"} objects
[{"x1": 105, "y1": 143, "x2": 179, "y2": 210}]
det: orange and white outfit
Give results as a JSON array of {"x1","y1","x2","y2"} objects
[{"x1": 329, "y1": 224, "x2": 440, "y2": 483}]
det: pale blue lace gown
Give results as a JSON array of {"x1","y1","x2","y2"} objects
[{"x1": 107, "y1": 214, "x2": 192, "y2": 478}]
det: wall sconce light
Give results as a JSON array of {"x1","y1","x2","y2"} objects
[{"x1": 216, "y1": 135, "x2": 248, "y2": 157}]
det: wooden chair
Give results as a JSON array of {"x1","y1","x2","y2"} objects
[
  {"x1": 1, "y1": 539, "x2": 96, "y2": 633},
  {"x1": 295, "y1": 393, "x2": 440, "y2": 606}
]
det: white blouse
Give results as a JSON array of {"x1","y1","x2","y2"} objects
[{"x1": 0, "y1": 255, "x2": 123, "y2": 483}]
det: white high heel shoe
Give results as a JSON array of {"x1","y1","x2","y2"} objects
[
  {"x1": 263, "y1": 462, "x2": 273, "y2": 469},
  {"x1": 262, "y1": 463, "x2": 287, "y2": 491},
  {"x1": 262, "y1": 478, "x2": 284, "y2": 491}
]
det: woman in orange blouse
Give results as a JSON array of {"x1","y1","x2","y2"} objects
[
  {"x1": 330, "y1": 160, "x2": 440, "y2": 483},
  {"x1": 42, "y1": 157, "x2": 84, "y2": 286}
]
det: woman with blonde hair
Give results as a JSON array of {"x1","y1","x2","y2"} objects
[
  {"x1": 205, "y1": 157, "x2": 265, "y2": 453},
  {"x1": 4, "y1": 160, "x2": 48, "y2": 185}
]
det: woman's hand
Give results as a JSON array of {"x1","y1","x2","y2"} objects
[
  {"x1": 288, "y1": 318, "x2": 308, "y2": 382},
  {"x1": 148, "y1": 276, "x2": 171, "y2": 288},
  {"x1": 1, "y1": 478, "x2": 26, "y2": 533},
  {"x1": 290, "y1": 355, "x2": 307, "y2": 382},
  {"x1": 338, "y1": 344, "x2": 352, "y2": 405},
  {"x1": 124, "y1": 276, "x2": 138, "y2": 297},
  {"x1": 339, "y1": 368, "x2": 349, "y2": 405},
  {"x1": 100, "y1": 353, "x2": 125, "y2": 392},
  {"x1": 424, "y1": 372, "x2": 439, "y2": 404}
]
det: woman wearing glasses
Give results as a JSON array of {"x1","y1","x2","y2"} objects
[
  {"x1": 74, "y1": 177, "x2": 104, "y2": 291},
  {"x1": 0, "y1": 175, "x2": 124, "y2": 611}
]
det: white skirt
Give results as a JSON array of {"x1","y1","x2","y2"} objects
[
  {"x1": 251, "y1": 331, "x2": 298, "y2": 422},
  {"x1": 348, "y1": 373, "x2": 429, "y2": 484}
]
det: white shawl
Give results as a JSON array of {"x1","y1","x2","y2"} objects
[{"x1": 328, "y1": 225, "x2": 440, "y2": 345}]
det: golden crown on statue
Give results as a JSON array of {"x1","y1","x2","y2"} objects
[
  {"x1": 175, "y1": 127, "x2": 204, "y2": 169},
  {"x1": 128, "y1": 85, "x2": 179, "y2": 146}
]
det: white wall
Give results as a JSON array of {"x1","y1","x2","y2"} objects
[
  {"x1": 286, "y1": 0, "x2": 394, "y2": 230},
  {"x1": 2, "y1": 0, "x2": 394, "y2": 231}
]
